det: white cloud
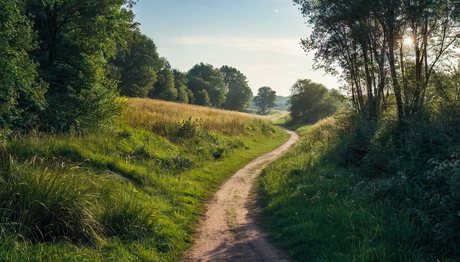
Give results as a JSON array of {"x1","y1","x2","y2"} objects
[
  {"x1": 274, "y1": 9, "x2": 279, "y2": 13},
  {"x1": 171, "y1": 36, "x2": 305, "y2": 57}
]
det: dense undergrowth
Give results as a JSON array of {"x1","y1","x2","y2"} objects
[
  {"x1": 0, "y1": 98, "x2": 289, "y2": 261},
  {"x1": 259, "y1": 106, "x2": 460, "y2": 261}
]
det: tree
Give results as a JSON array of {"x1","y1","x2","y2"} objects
[
  {"x1": 294, "y1": 0, "x2": 460, "y2": 120},
  {"x1": 150, "y1": 59, "x2": 177, "y2": 101},
  {"x1": 0, "y1": 0, "x2": 47, "y2": 132},
  {"x1": 195, "y1": 89, "x2": 211, "y2": 107},
  {"x1": 24, "y1": 0, "x2": 135, "y2": 132},
  {"x1": 172, "y1": 69, "x2": 189, "y2": 103},
  {"x1": 187, "y1": 63, "x2": 227, "y2": 108},
  {"x1": 110, "y1": 29, "x2": 162, "y2": 98},
  {"x1": 220, "y1": 65, "x2": 253, "y2": 111},
  {"x1": 253, "y1": 86, "x2": 277, "y2": 113},
  {"x1": 288, "y1": 79, "x2": 341, "y2": 124}
]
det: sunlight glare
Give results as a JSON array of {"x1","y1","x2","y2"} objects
[{"x1": 403, "y1": 36, "x2": 413, "y2": 46}]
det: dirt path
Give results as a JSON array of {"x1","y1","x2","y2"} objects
[{"x1": 183, "y1": 127, "x2": 298, "y2": 262}]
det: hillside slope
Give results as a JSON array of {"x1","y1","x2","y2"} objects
[{"x1": 0, "y1": 98, "x2": 289, "y2": 261}]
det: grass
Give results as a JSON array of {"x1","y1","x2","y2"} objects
[
  {"x1": 0, "y1": 98, "x2": 289, "y2": 261},
  {"x1": 126, "y1": 98, "x2": 270, "y2": 136},
  {"x1": 257, "y1": 116, "x2": 442, "y2": 261}
]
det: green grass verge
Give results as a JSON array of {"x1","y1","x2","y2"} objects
[
  {"x1": 0, "y1": 120, "x2": 289, "y2": 261},
  {"x1": 257, "y1": 121, "x2": 436, "y2": 262}
]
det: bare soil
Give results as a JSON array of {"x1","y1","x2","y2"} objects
[{"x1": 183, "y1": 128, "x2": 298, "y2": 262}]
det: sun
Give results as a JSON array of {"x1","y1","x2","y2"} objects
[{"x1": 403, "y1": 36, "x2": 413, "y2": 46}]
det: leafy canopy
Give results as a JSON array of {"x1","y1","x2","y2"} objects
[
  {"x1": 288, "y1": 79, "x2": 342, "y2": 124},
  {"x1": 253, "y1": 86, "x2": 277, "y2": 113},
  {"x1": 110, "y1": 29, "x2": 163, "y2": 98},
  {"x1": 0, "y1": 0, "x2": 47, "y2": 131},
  {"x1": 24, "y1": 0, "x2": 136, "y2": 132},
  {"x1": 220, "y1": 65, "x2": 253, "y2": 111},
  {"x1": 187, "y1": 63, "x2": 227, "y2": 108}
]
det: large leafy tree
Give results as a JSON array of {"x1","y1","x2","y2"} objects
[
  {"x1": 187, "y1": 63, "x2": 227, "y2": 108},
  {"x1": 110, "y1": 29, "x2": 162, "y2": 98},
  {"x1": 253, "y1": 86, "x2": 276, "y2": 113},
  {"x1": 0, "y1": 0, "x2": 46, "y2": 132},
  {"x1": 24, "y1": 0, "x2": 135, "y2": 132},
  {"x1": 288, "y1": 79, "x2": 341, "y2": 124},
  {"x1": 150, "y1": 58, "x2": 177, "y2": 101},
  {"x1": 295, "y1": 0, "x2": 460, "y2": 120},
  {"x1": 220, "y1": 65, "x2": 253, "y2": 111}
]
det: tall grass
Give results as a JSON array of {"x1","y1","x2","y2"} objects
[
  {"x1": 0, "y1": 157, "x2": 103, "y2": 243},
  {"x1": 125, "y1": 98, "x2": 266, "y2": 136}
]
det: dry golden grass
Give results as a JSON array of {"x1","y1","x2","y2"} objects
[{"x1": 123, "y1": 98, "x2": 267, "y2": 136}]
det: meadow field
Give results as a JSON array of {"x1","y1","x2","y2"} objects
[{"x1": 0, "y1": 98, "x2": 289, "y2": 261}]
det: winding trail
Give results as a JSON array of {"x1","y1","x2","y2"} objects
[{"x1": 183, "y1": 127, "x2": 298, "y2": 262}]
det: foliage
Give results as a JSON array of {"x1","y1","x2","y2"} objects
[
  {"x1": 151, "y1": 65, "x2": 178, "y2": 101},
  {"x1": 294, "y1": 0, "x2": 460, "y2": 120},
  {"x1": 195, "y1": 89, "x2": 212, "y2": 107},
  {"x1": 110, "y1": 29, "x2": 162, "y2": 98},
  {"x1": 220, "y1": 65, "x2": 253, "y2": 111},
  {"x1": 288, "y1": 79, "x2": 342, "y2": 124},
  {"x1": 187, "y1": 63, "x2": 227, "y2": 108},
  {"x1": 23, "y1": 0, "x2": 135, "y2": 132},
  {"x1": 260, "y1": 105, "x2": 460, "y2": 261},
  {"x1": 172, "y1": 69, "x2": 189, "y2": 103},
  {"x1": 253, "y1": 86, "x2": 277, "y2": 113},
  {"x1": 0, "y1": 0, "x2": 47, "y2": 131}
]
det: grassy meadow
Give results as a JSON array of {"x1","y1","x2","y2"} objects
[
  {"x1": 258, "y1": 110, "x2": 460, "y2": 261},
  {"x1": 0, "y1": 98, "x2": 289, "y2": 261}
]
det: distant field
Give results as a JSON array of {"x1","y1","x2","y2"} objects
[
  {"x1": 0, "y1": 98, "x2": 289, "y2": 261},
  {"x1": 125, "y1": 98, "x2": 267, "y2": 136}
]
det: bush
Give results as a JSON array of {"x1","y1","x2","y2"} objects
[{"x1": 334, "y1": 107, "x2": 460, "y2": 259}]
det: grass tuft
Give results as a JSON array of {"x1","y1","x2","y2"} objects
[
  {"x1": 101, "y1": 193, "x2": 157, "y2": 239},
  {"x1": 0, "y1": 156, "x2": 103, "y2": 243}
]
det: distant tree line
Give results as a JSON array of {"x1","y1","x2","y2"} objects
[
  {"x1": 0, "y1": 0, "x2": 254, "y2": 136},
  {"x1": 113, "y1": 30, "x2": 254, "y2": 111}
]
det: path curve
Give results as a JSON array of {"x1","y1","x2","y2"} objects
[{"x1": 183, "y1": 127, "x2": 298, "y2": 262}]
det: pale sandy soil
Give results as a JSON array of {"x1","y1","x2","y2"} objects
[{"x1": 183, "y1": 128, "x2": 298, "y2": 262}]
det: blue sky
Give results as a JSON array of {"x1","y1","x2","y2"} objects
[{"x1": 132, "y1": 0, "x2": 339, "y2": 96}]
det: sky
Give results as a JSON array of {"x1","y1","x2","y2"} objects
[{"x1": 132, "y1": 0, "x2": 340, "y2": 97}]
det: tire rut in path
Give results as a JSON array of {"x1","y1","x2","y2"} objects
[{"x1": 183, "y1": 128, "x2": 298, "y2": 262}]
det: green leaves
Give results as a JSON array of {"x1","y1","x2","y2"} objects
[
  {"x1": 288, "y1": 79, "x2": 342, "y2": 124},
  {"x1": 253, "y1": 86, "x2": 277, "y2": 114},
  {"x1": 220, "y1": 65, "x2": 253, "y2": 111},
  {"x1": 111, "y1": 30, "x2": 162, "y2": 98},
  {"x1": 0, "y1": 0, "x2": 47, "y2": 130},
  {"x1": 187, "y1": 63, "x2": 227, "y2": 108},
  {"x1": 23, "y1": 0, "x2": 136, "y2": 132}
]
